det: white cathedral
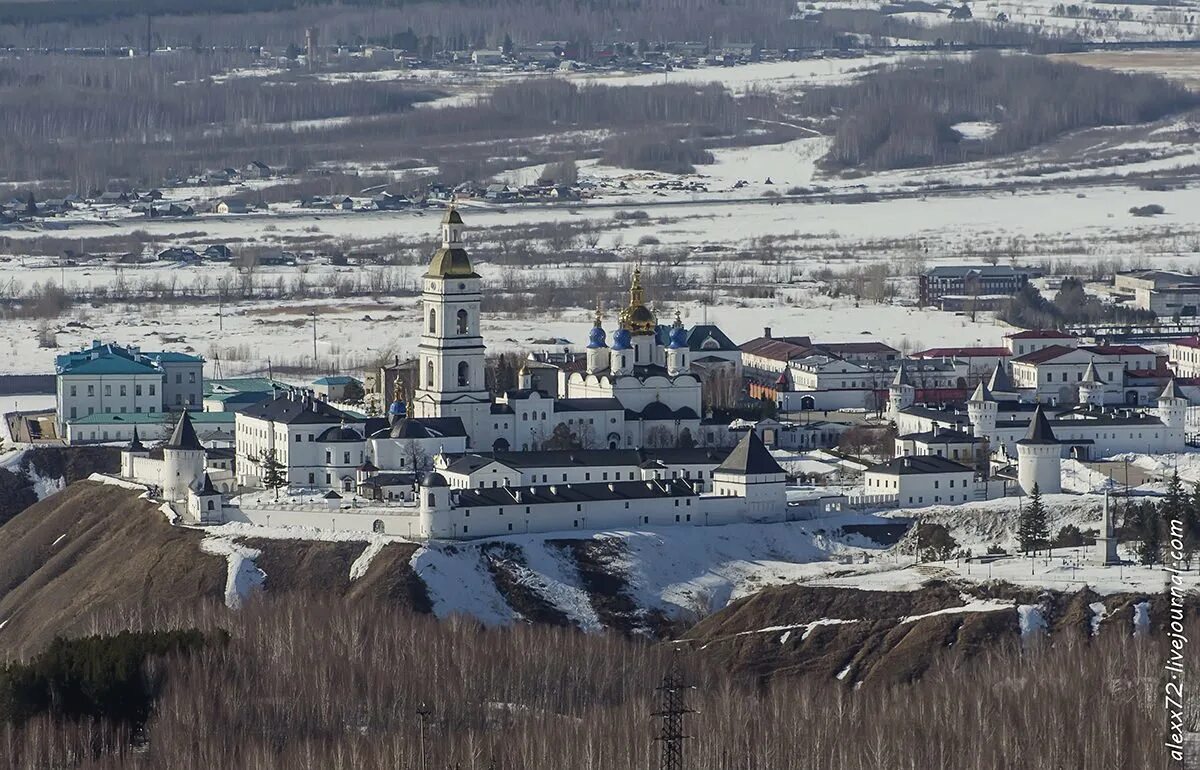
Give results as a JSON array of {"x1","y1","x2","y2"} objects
[{"x1": 409, "y1": 207, "x2": 704, "y2": 452}]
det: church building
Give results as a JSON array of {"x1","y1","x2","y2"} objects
[{"x1": 409, "y1": 207, "x2": 712, "y2": 452}]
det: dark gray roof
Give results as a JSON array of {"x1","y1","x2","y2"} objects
[
  {"x1": 376, "y1": 417, "x2": 467, "y2": 440},
  {"x1": 444, "y1": 447, "x2": 728, "y2": 475},
  {"x1": 196, "y1": 472, "x2": 218, "y2": 495},
  {"x1": 686, "y1": 324, "x2": 737, "y2": 352},
  {"x1": 456, "y1": 478, "x2": 696, "y2": 507},
  {"x1": 553, "y1": 398, "x2": 625, "y2": 412},
  {"x1": 422, "y1": 471, "x2": 449, "y2": 487},
  {"x1": 360, "y1": 472, "x2": 417, "y2": 487},
  {"x1": 968, "y1": 381, "x2": 994, "y2": 403},
  {"x1": 1018, "y1": 406, "x2": 1058, "y2": 445},
  {"x1": 988, "y1": 362, "x2": 1013, "y2": 392},
  {"x1": 164, "y1": 412, "x2": 203, "y2": 451},
  {"x1": 924, "y1": 265, "x2": 1040, "y2": 279},
  {"x1": 867, "y1": 455, "x2": 974, "y2": 475},
  {"x1": 240, "y1": 394, "x2": 358, "y2": 425},
  {"x1": 714, "y1": 430, "x2": 784, "y2": 476},
  {"x1": 1160, "y1": 378, "x2": 1181, "y2": 401},
  {"x1": 317, "y1": 425, "x2": 363, "y2": 443},
  {"x1": 898, "y1": 428, "x2": 986, "y2": 445}
]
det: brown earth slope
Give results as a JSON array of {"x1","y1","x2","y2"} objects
[
  {"x1": 0, "y1": 481, "x2": 228, "y2": 659},
  {"x1": 684, "y1": 581, "x2": 1200, "y2": 686},
  {"x1": 0, "y1": 483, "x2": 434, "y2": 659}
]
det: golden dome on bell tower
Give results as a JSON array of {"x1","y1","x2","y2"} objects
[{"x1": 618, "y1": 264, "x2": 657, "y2": 334}]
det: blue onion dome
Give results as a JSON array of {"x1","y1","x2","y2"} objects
[
  {"x1": 388, "y1": 398, "x2": 405, "y2": 424},
  {"x1": 588, "y1": 319, "x2": 607, "y2": 349},
  {"x1": 612, "y1": 328, "x2": 632, "y2": 351},
  {"x1": 669, "y1": 314, "x2": 688, "y2": 349}
]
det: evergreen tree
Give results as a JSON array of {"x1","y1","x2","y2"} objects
[
  {"x1": 544, "y1": 422, "x2": 579, "y2": 451},
  {"x1": 259, "y1": 449, "x2": 287, "y2": 501},
  {"x1": 1018, "y1": 483, "x2": 1048, "y2": 555},
  {"x1": 1163, "y1": 471, "x2": 1185, "y2": 526},
  {"x1": 1135, "y1": 501, "x2": 1163, "y2": 566}
]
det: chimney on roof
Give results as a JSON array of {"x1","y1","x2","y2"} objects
[{"x1": 764, "y1": 327, "x2": 772, "y2": 339}]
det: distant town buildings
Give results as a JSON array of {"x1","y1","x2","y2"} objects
[{"x1": 918, "y1": 265, "x2": 1043, "y2": 308}]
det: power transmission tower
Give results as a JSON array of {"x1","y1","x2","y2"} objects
[{"x1": 652, "y1": 651, "x2": 694, "y2": 770}]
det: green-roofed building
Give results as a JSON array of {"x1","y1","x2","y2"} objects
[{"x1": 57, "y1": 340, "x2": 205, "y2": 438}]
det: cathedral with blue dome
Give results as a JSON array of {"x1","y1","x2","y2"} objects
[{"x1": 409, "y1": 208, "x2": 705, "y2": 452}]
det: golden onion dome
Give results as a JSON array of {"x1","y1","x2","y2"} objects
[{"x1": 619, "y1": 264, "x2": 657, "y2": 334}]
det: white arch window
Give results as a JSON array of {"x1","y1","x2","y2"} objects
[
  {"x1": 458, "y1": 361, "x2": 470, "y2": 387},
  {"x1": 457, "y1": 309, "x2": 469, "y2": 335},
  {"x1": 426, "y1": 360, "x2": 435, "y2": 387},
  {"x1": 428, "y1": 308, "x2": 437, "y2": 334}
]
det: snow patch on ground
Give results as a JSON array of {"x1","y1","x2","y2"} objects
[
  {"x1": 517, "y1": 542, "x2": 604, "y2": 632},
  {"x1": 1133, "y1": 600, "x2": 1151, "y2": 635},
  {"x1": 411, "y1": 544, "x2": 518, "y2": 626},
  {"x1": 88, "y1": 473, "x2": 149, "y2": 491},
  {"x1": 901, "y1": 598, "x2": 1012, "y2": 625},
  {"x1": 1061, "y1": 460, "x2": 1114, "y2": 494},
  {"x1": 1018, "y1": 604, "x2": 1048, "y2": 640},
  {"x1": 349, "y1": 538, "x2": 387, "y2": 581},
  {"x1": 952, "y1": 121, "x2": 998, "y2": 140},
  {"x1": 200, "y1": 536, "x2": 265, "y2": 609},
  {"x1": 1089, "y1": 601, "x2": 1108, "y2": 636},
  {"x1": 159, "y1": 503, "x2": 179, "y2": 525}
]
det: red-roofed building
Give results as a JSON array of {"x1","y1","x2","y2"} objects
[
  {"x1": 741, "y1": 333, "x2": 814, "y2": 374},
  {"x1": 1011, "y1": 342, "x2": 1161, "y2": 403},
  {"x1": 1003, "y1": 329, "x2": 1079, "y2": 357}
]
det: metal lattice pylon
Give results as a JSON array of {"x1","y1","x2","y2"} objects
[{"x1": 652, "y1": 650, "x2": 694, "y2": 770}]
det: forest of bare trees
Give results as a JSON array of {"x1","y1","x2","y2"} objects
[
  {"x1": 0, "y1": 595, "x2": 1190, "y2": 769},
  {"x1": 1, "y1": 0, "x2": 847, "y2": 51},
  {"x1": 796, "y1": 52, "x2": 1200, "y2": 170},
  {"x1": 0, "y1": 50, "x2": 784, "y2": 194}
]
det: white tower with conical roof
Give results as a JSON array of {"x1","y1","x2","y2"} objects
[
  {"x1": 1156, "y1": 378, "x2": 1187, "y2": 451},
  {"x1": 163, "y1": 411, "x2": 206, "y2": 502},
  {"x1": 1016, "y1": 405, "x2": 1061, "y2": 495},
  {"x1": 412, "y1": 207, "x2": 493, "y2": 448},
  {"x1": 887, "y1": 362, "x2": 915, "y2": 419},
  {"x1": 1078, "y1": 361, "x2": 1105, "y2": 407},
  {"x1": 966, "y1": 380, "x2": 997, "y2": 441}
]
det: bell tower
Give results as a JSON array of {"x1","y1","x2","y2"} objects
[{"x1": 412, "y1": 207, "x2": 492, "y2": 446}]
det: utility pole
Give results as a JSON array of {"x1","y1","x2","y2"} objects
[
  {"x1": 310, "y1": 311, "x2": 318, "y2": 370},
  {"x1": 416, "y1": 703, "x2": 431, "y2": 770},
  {"x1": 652, "y1": 650, "x2": 694, "y2": 770}
]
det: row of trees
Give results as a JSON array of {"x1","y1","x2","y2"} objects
[
  {"x1": 1017, "y1": 474, "x2": 1200, "y2": 567},
  {"x1": 798, "y1": 51, "x2": 1199, "y2": 171},
  {"x1": 1, "y1": 595, "x2": 1185, "y2": 769},
  {"x1": 998, "y1": 278, "x2": 1156, "y2": 330}
]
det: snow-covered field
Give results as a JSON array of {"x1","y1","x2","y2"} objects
[
  {"x1": 806, "y1": 0, "x2": 1200, "y2": 41},
  {"x1": 0, "y1": 281, "x2": 1010, "y2": 378}
]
